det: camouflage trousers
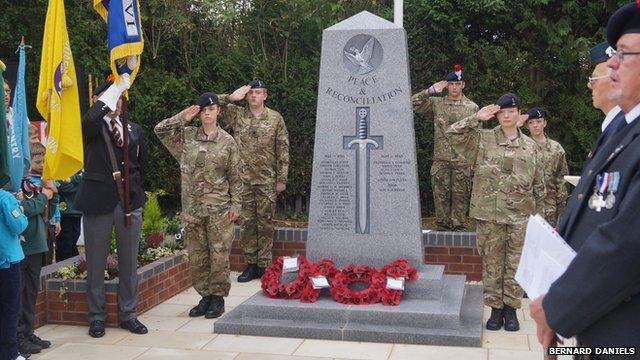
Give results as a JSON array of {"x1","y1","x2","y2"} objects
[
  {"x1": 183, "y1": 209, "x2": 234, "y2": 297},
  {"x1": 240, "y1": 183, "x2": 276, "y2": 267},
  {"x1": 430, "y1": 161, "x2": 472, "y2": 230},
  {"x1": 475, "y1": 220, "x2": 526, "y2": 309}
]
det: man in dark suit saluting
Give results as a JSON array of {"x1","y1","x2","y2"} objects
[
  {"x1": 75, "y1": 71, "x2": 148, "y2": 338},
  {"x1": 530, "y1": 2, "x2": 640, "y2": 358}
]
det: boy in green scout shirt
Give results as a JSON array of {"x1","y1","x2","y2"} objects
[{"x1": 17, "y1": 142, "x2": 57, "y2": 355}]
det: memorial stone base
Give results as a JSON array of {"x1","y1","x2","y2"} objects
[{"x1": 214, "y1": 265, "x2": 483, "y2": 346}]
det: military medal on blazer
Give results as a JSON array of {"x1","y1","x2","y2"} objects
[{"x1": 588, "y1": 171, "x2": 621, "y2": 212}]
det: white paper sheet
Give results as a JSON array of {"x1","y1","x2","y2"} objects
[{"x1": 515, "y1": 215, "x2": 577, "y2": 300}]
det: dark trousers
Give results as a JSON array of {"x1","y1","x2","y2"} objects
[
  {"x1": 0, "y1": 262, "x2": 21, "y2": 360},
  {"x1": 84, "y1": 204, "x2": 142, "y2": 322},
  {"x1": 55, "y1": 215, "x2": 81, "y2": 262},
  {"x1": 18, "y1": 253, "x2": 43, "y2": 339}
]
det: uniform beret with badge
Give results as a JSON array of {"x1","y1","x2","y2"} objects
[
  {"x1": 589, "y1": 41, "x2": 615, "y2": 64},
  {"x1": 526, "y1": 106, "x2": 547, "y2": 120},
  {"x1": 445, "y1": 64, "x2": 464, "y2": 82},
  {"x1": 496, "y1": 93, "x2": 520, "y2": 109},
  {"x1": 607, "y1": 1, "x2": 640, "y2": 48},
  {"x1": 196, "y1": 92, "x2": 219, "y2": 107},
  {"x1": 248, "y1": 79, "x2": 267, "y2": 89}
]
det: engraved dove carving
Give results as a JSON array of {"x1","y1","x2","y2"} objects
[{"x1": 344, "y1": 36, "x2": 375, "y2": 75}]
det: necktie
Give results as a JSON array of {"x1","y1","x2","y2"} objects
[
  {"x1": 110, "y1": 118, "x2": 123, "y2": 147},
  {"x1": 602, "y1": 112, "x2": 627, "y2": 144},
  {"x1": 592, "y1": 112, "x2": 626, "y2": 158}
]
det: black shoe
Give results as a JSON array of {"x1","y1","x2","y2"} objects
[
  {"x1": 28, "y1": 334, "x2": 51, "y2": 349},
  {"x1": 189, "y1": 296, "x2": 212, "y2": 317},
  {"x1": 205, "y1": 295, "x2": 225, "y2": 319},
  {"x1": 485, "y1": 307, "x2": 504, "y2": 331},
  {"x1": 120, "y1": 318, "x2": 148, "y2": 334},
  {"x1": 89, "y1": 320, "x2": 106, "y2": 338},
  {"x1": 237, "y1": 264, "x2": 258, "y2": 282},
  {"x1": 18, "y1": 336, "x2": 42, "y2": 355},
  {"x1": 503, "y1": 305, "x2": 520, "y2": 332}
]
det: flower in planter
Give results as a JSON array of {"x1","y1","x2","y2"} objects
[
  {"x1": 106, "y1": 254, "x2": 119, "y2": 277},
  {"x1": 75, "y1": 256, "x2": 88, "y2": 273},
  {"x1": 145, "y1": 231, "x2": 166, "y2": 249}
]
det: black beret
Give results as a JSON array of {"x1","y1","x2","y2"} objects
[
  {"x1": 248, "y1": 79, "x2": 267, "y2": 89},
  {"x1": 445, "y1": 64, "x2": 464, "y2": 82},
  {"x1": 496, "y1": 93, "x2": 520, "y2": 109},
  {"x1": 607, "y1": 2, "x2": 640, "y2": 49},
  {"x1": 589, "y1": 41, "x2": 614, "y2": 64},
  {"x1": 93, "y1": 81, "x2": 113, "y2": 97},
  {"x1": 526, "y1": 106, "x2": 547, "y2": 120},
  {"x1": 197, "y1": 92, "x2": 219, "y2": 107}
]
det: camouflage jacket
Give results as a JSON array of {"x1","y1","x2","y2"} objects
[
  {"x1": 218, "y1": 95, "x2": 289, "y2": 186},
  {"x1": 412, "y1": 92, "x2": 479, "y2": 165},
  {"x1": 534, "y1": 136, "x2": 569, "y2": 224},
  {"x1": 154, "y1": 114, "x2": 243, "y2": 219},
  {"x1": 447, "y1": 116, "x2": 546, "y2": 225}
]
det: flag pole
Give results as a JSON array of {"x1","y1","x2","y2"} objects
[{"x1": 394, "y1": 0, "x2": 403, "y2": 27}]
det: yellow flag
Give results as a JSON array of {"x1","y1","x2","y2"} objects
[{"x1": 36, "y1": 0, "x2": 83, "y2": 180}]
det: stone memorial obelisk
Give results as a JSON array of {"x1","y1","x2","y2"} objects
[
  {"x1": 215, "y1": 12, "x2": 482, "y2": 346},
  {"x1": 306, "y1": 11, "x2": 422, "y2": 267}
]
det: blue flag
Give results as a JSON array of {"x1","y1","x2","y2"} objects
[
  {"x1": 94, "y1": 0, "x2": 144, "y2": 83},
  {"x1": 8, "y1": 44, "x2": 31, "y2": 191}
]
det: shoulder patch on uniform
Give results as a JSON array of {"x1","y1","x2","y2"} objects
[{"x1": 12, "y1": 209, "x2": 21, "y2": 218}]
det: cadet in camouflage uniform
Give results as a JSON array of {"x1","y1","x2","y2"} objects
[
  {"x1": 447, "y1": 93, "x2": 545, "y2": 332},
  {"x1": 524, "y1": 107, "x2": 568, "y2": 227},
  {"x1": 218, "y1": 80, "x2": 290, "y2": 282},
  {"x1": 412, "y1": 65, "x2": 479, "y2": 230},
  {"x1": 154, "y1": 92, "x2": 243, "y2": 319}
]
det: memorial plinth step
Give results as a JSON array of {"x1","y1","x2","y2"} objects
[{"x1": 215, "y1": 283, "x2": 482, "y2": 346}]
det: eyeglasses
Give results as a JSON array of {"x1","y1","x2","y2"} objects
[
  {"x1": 608, "y1": 49, "x2": 640, "y2": 62},
  {"x1": 587, "y1": 74, "x2": 610, "y2": 84}
]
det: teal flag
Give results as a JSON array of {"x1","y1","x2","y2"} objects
[
  {"x1": 0, "y1": 60, "x2": 11, "y2": 187},
  {"x1": 8, "y1": 44, "x2": 31, "y2": 191}
]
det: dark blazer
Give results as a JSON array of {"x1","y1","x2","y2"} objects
[
  {"x1": 75, "y1": 101, "x2": 147, "y2": 215},
  {"x1": 559, "y1": 111, "x2": 626, "y2": 228},
  {"x1": 544, "y1": 112, "x2": 640, "y2": 352}
]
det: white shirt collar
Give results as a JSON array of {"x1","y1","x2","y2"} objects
[
  {"x1": 624, "y1": 103, "x2": 640, "y2": 124},
  {"x1": 602, "y1": 105, "x2": 622, "y2": 132}
]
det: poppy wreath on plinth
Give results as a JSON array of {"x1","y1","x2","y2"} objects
[
  {"x1": 329, "y1": 264, "x2": 386, "y2": 305},
  {"x1": 300, "y1": 259, "x2": 339, "y2": 303},
  {"x1": 261, "y1": 255, "x2": 311, "y2": 299},
  {"x1": 379, "y1": 259, "x2": 419, "y2": 306}
]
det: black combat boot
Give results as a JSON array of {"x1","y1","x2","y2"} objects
[
  {"x1": 503, "y1": 305, "x2": 520, "y2": 331},
  {"x1": 485, "y1": 307, "x2": 504, "y2": 331},
  {"x1": 205, "y1": 296, "x2": 225, "y2": 319},
  {"x1": 189, "y1": 295, "x2": 212, "y2": 317},
  {"x1": 237, "y1": 264, "x2": 258, "y2": 282}
]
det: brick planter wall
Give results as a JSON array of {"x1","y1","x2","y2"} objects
[
  {"x1": 229, "y1": 228, "x2": 483, "y2": 281},
  {"x1": 36, "y1": 253, "x2": 191, "y2": 328}
]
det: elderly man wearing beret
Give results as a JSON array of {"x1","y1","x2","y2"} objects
[
  {"x1": 530, "y1": 2, "x2": 640, "y2": 358},
  {"x1": 448, "y1": 93, "x2": 546, "y2": 332}
]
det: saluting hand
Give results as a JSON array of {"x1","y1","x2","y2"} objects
[
  {"x1": 229, "y1": 211, "x2": 239, "y2": 221},
  {"x1": 180, "y1": 105, "x2": 201, "y2": 123},
  {"x1": 228, "y1": 85, "x2": 252, "y2": 102},
  {"x1": 476, "y1": 105, "x2": 501, "y2": 121},
  {"x1": 424, "y1": 80, "x2": 448, "y2": 96},
  {"x1": 517, "y1": 114, "x2": 529, "y2": 128}
]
